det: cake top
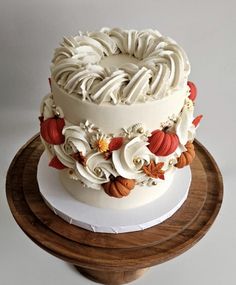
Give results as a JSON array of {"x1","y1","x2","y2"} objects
[{"x1": 51, "y1": 28, "x2": 190, "y2": 105}]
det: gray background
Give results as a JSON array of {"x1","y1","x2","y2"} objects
[{"x1": 0, "y1": 0, "x2": 235, "y2": 284}]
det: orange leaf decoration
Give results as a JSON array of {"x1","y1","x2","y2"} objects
[
  {"x1": 72, "y1": 151, "x2": 87, "y2": 166},
  {"x1": 148, "y1": 130, "x2": 179, "y2": 156},
  {"x1": 109, "y1": 137, "x2": 123, "y2": 151},
  {"x1": 142, "y1": 161, "x2": 165, "y2": 180},
  {"x1": 102, "y1": 176, "x2": 135, "y2": 198},
  {"x1": 49, "y1": 155, "x2": 67, "y2": 169},
  {"x1": 192, "y1": 115, "x2": 203, "y2": 127},
  {"x1": 175, "y1": 141, "x2": 195, "y2": 168}
]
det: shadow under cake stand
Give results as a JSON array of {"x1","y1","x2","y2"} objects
[{"x1": 6, "y1": 134, "x2": 223, "y2": 285}]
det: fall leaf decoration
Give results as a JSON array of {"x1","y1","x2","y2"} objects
[
  {"x1": 40, "y1": 117, "x2": 65, "y2": 145},
  {"x1": 175, "y1": 141, "x2": 195, "y2": 168},
  {"x1": 103, "y1": 137, "x2": 124, "y2": 160},
  {"x1": 72, "y1": 151, "x2": 87, "y2": 166},
  {"x1": 102, "y1": 176, "x2": 136, "y2": 198},
  {"x1": 148, "y1": 129, "x2": 179, "y2": 156},
  {"x1": 49, "y1": 155, "x2": 67, "y2": 169},
  {"x1": 109, "y1": 137, "x2": 123, "y2": 151},
  {"x1": 187, "y1": 81, "x2": 197, "y2": 101},
  {"x1": 192, "y1": 115, "x2": 203, "y2": 127},
  {"x1": 142, "y1": 161, "x2": 165, "y2": 180},
  {"x1": 103, "y1": 151, "x2": 112, "y2": 160}
]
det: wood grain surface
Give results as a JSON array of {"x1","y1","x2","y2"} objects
[{"x1": 6, "y1": 134, "x2": 223, "y2": 285}]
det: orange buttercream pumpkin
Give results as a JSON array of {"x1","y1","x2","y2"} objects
[
  {"x1": 40, "y1": 117, "x2": 65, "y2": 145},
  {"x1": 175, "y1": 141, "x2": 195, "y2": 168},
  {"x1": 102, "y1": 176, "x2": 136, "y2": 198},
  {"x1": 148, "y1": 130, "x2": 179, "y2": 156}
]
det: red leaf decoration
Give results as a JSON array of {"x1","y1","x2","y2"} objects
[
  {"x1": 72, "y1": 151, "x2": 87, "y2": 166},
  {"x1": 109, "y1": 137, "x2": 124, "y2": 151},
  {"x1": 187, "y1": 81, "x2": 197, "y2": 101},
  {"x1": 40, "y1": 117, "x2": 65, "y2": 145},
  {"x1": 49, "y1": 156, "x2": 67, "y2": 169},
  {"x1": 148, "y1": 130, "x2": 179, "y2": 156},
  {"x1": 192, "y1": 115, "x2": 203, "y2": 127}
]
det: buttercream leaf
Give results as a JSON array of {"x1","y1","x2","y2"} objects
[
  {"x1": 109, "y1": 137, "x2": 124, "y2": 151},
  {"x1": 49, "y1": 155, "x2": 67, "y2": 169},
  {"x1": 72, "y1": 151, "x2": 87, "y2": 166},
  {"x1": 192, "y1": 115, "x2": 203, "y2": 128}
]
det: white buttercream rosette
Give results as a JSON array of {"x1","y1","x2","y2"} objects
[
  {"x1": 75, "y1": 152, "x2": 118, "y2": 190},
  {"x1": 112, "y1": 136, "x2": 158, "y2": 180},
  {"x1": 62, "y1": 125, "x2": 91, "y2": 156},
  {"x1": 51, "y1": 28, "x2": 190, "y2": 104},
  {"x1": 53, "y1": 125, "x2": 90, "y2": 169}
]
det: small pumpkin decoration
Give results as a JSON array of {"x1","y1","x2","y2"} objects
[
  {"x1": 40, "y1": 117, "x2": 65, "y2": 145},
  {"x1": 148, "y1": 129, "x2": 179, "y2": 156},
  {"x1": 175, "y1": 141, "x2": 195, "y2": 168},
  {"x1": 187, "y1": 81, "x2": 197, "y2": 101},
  {"x1": 102, "y1": 176, "x2": 136, "y2": 198}
]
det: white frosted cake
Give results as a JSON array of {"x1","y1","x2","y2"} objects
[{"x1": 39, "y1": 28, "x2": 202, "y2": 210}]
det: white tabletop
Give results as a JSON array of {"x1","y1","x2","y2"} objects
[{"x1": 0, "y1": 1, "x2": 235, "y2": 284}]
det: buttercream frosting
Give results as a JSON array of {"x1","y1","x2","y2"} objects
[{"x1": 51, "y1": 28, "x2": 190, "y2": 105}]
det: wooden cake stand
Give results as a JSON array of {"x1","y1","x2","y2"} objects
[{"x1": 6, "y1": 134, "x2": 223, "y2": 285}]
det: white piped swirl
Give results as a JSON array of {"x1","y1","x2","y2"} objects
[{"x1": 51, "y1": 28, "x2": 190, "y2": 104}]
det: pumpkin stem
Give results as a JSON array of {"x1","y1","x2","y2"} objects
[
  {"x1": 38, "y1": 116, "x2": 44, "y2": 124},
  {"x1": 163, "y1": 126, "x2": 169, "y2": 132}
]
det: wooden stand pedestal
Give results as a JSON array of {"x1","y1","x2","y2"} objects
[
  {"x1": 6, "y1": 135, "x2": 223, "y2": 285},
  {"x1": 75, "y1": 267, "x2": 149, "y2": 285}
]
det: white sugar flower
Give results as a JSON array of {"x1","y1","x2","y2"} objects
[{"x1": 90, "y1": 133, "x2": 111, "y2": 153}]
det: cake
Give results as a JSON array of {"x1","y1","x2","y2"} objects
[{"x1": 39, "y1": 28, "x2": 202, "y2": 210}]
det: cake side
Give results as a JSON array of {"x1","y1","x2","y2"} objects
[
  {"x1": 59, "y1": 167, "x2": 175, "y2": 209},
  {"x1": 40, "y1": 91, "x2": 200, "y2": 192},
  {"x1": 51, "y1": 77, "x2": 188, "y2": 133}
]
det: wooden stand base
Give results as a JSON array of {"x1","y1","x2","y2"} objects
[
  {"x1": 75, "y1": 267, "x2": 149, "y2": 285},
  {"x1": 6, "y1": 135, "x2": 223, "y2": 285}
]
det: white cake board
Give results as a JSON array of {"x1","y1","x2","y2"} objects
[{"x1": 37, "y1": 152, "x2": 192, "y2": 234}]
